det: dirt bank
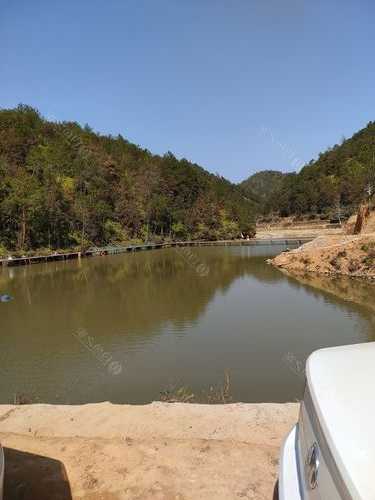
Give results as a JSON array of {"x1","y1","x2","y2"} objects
[
  {"x1": 271, "y1": 233, "x2": 375, "y2": 280},
  {"x1": 0, "y1": 402, "x2": 298, "y2": 500},
  {"x1": 255, "y1": 218, "x2": 342, "y2": 240},
  {"x1": 255, "y1": 226, "x2": 342, "y2": 240},
  {"x1": 270, "y1": 209, "x2": 375, "y2": 280}
]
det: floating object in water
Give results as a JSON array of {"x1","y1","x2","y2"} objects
[{"x1": 0, "y1": 294, "x2": 13, "y2": 303}]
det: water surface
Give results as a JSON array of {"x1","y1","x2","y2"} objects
[{"x1": 1, "y1": 244, "x2": 374, "y2": 404}]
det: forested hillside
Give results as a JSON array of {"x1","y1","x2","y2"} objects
[
  {"x1": 0, "y1": 105, "x2": 256, "y2": 252},
  {"x1": 240, "y1": 170, "x2": 286, "y2": 206},
  {"x1": 243, "y1": 122, "x2": 375, "y2": 218}
]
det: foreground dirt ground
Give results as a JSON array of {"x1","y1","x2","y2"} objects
[{"x1": 0, "y1": 402, "x2": 298, "y2": 500}]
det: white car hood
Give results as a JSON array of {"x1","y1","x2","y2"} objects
[{"x1": 306, "y1": 342, "x2": 375, "y2": 500}]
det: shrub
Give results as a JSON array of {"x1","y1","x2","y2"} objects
[
  {"x1": 348, "y1": 260, "x2": 360, "y2": 273},
  {"x1": 104, "y1": 220, "x2": 128, "y2": 243},
  {"x1": 0, "y1": 244, "x2": 8, "y2": 258}
]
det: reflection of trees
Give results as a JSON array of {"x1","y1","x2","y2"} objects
[
  {"x1": 1, "y1": 246, "x2": 375, "y2": 405},
  {"x1": 277, "y1": 270, "x2": 375, "y2": 338},
  {"x1": 2, "y1": 248, "x2": 278, "y2": 351},
  {"x1": 2, "y1": 246, "x2": 375, "y2": 354}
]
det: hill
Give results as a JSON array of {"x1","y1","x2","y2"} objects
[
  {"x1": 242, "y1": 121, "x2": 375, "y2": 218},
  {"x1": 240, "y1": 170, "x2": 287, "y2": 214},
  {"x1": 0, "y1": 105, "x2": 256, "y2": 252}
]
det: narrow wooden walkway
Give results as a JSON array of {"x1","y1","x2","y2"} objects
[{"x1": 0, "y1": 237, "x2": 311, "y2": 268}]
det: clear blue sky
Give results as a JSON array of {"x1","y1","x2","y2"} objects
[{"x1": 1, "y1": 0, "x2": 374, "y2": 182}]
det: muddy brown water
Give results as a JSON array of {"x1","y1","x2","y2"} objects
[{"x1": 0, "y1": 244, "x2": 374, "y2": 404}]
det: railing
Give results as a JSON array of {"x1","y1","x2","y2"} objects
[{"x1": 0, "y1": 237, "x2": 312, "y2": 267}]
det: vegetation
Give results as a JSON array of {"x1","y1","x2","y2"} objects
[
  {"x1": 362, "y1": 241, "x2": 375, "y2": 268},
  {"x1": 242, "y1": 122, "x2": 375, "y2": 218},
  {"x1": 240, "y1": 170, "x2": 286, "y2": 207},
  {"x1": 160, "y1": 371, "x2": 232, "y2": 404},
  {"x1": 0, "y1": 105, "x2": 256, "y2": 252},
  {"x1": 3, "y1": 105, "x2": 373, "y2": 251}
]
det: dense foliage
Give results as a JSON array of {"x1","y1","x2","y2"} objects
[
  {"x1": 0, "y1": 105, "x2": 256, "y2": 252},
  {"x1": 240, "y1": 170, "x2": 286, "y2": 206},
  {"x1": 242, "y1": 122, "x2": 375, "y2": 218}
]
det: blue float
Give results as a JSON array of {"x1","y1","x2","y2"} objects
[{"x1": 0, "y1": 294, "x2": 13, "y2": 303}]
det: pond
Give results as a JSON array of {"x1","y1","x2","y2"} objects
[{"x1": 0, "y1": 244, "x2": 374, "y2": 404}]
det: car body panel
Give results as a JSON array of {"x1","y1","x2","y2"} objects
[
  {"x1": 0, "y1": 444, "x2": 4, "y2": 500},
  {"x1": 279, "y1": 425, "x2": 302, "y2": 500},
  {"x1": 298, "y1": 396, "x2": 343, "y2": 499},
  {"x1": 279, "y1": 342, "x2": 375, "y2": 500},
  {"x1": 307, "y1": 342, "x2": 375, "y2": 499}
]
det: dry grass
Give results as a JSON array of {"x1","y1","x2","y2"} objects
[{"x1": 160, "y1": 371, "x2": 233, "y2": 404}]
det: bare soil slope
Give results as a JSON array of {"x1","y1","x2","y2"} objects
[
  {"x1": 272, "y1": 233, "x2": 375, "y2": 279},
  {"x1": 271, "y1": 212, "x2": 375, "y2": 280}
]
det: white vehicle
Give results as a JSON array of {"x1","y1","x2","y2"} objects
[
  {"x1": 278, "y1": 342, "x2": 375, "y2": 500},
  {"x1": 0, "y1": 443, "x2": 3, "y2": 499}
]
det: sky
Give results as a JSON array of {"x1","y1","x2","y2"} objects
[{"x1": 0, "y1": 0, "x2": 374, "y2": 183}]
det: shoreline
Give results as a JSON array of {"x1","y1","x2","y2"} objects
[
  {"x1": 271, "y1": 233, "x2": 375, "y2": 282},
  {"x1": 0, "y1": 237, "x2": 312, "y2": 268}
]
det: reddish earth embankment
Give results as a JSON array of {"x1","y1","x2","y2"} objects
[
  {"x1": 272, "y1": 233, "x2": 375, "y2": 280},
  {"x1": 271, "y1": 211, "x2": 375, "y2": 280}
]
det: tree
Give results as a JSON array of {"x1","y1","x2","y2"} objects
[
  {"x1": 1, "y1": 171, "x2": 43, "y2": 249},
  {"x1": 0, "y1": 105, "x2": 256, "y2": 250}
]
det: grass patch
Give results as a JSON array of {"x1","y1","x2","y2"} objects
[{"x1": 160, "y1": 371, "x2": 232, "y2": 404}]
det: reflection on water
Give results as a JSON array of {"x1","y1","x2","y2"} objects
[
  {"x1": 280, "y1": 270, "x2": 375, "y2": 315},
  {"x1": 0, "y1": 245, "x2": 374, "y2": 404}
]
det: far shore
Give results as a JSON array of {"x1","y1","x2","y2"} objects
[{"x1": 0, "y1": 236, "x2": 311, "y2": 269}]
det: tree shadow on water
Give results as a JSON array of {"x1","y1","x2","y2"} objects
[{"x1": 3, "y1": 447, "x2": 72, "y2": 500}]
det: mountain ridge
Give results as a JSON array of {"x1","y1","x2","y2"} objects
[{"x1": 240, "y1": 121, "x2": 375, "y2": 217}]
